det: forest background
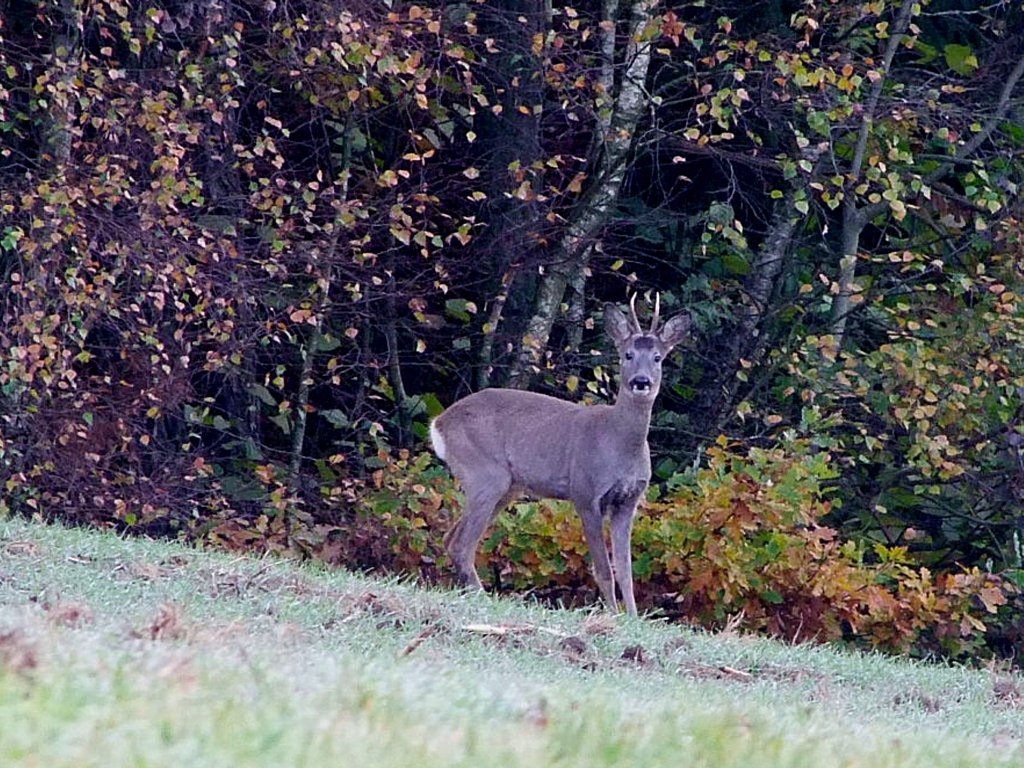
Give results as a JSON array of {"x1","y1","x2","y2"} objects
[{"x1": 2, "y1": 0, "x2": 1024, "y2": 661}]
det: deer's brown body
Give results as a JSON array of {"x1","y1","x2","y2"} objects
[{"x1": 431, "y1": 296, "x2": 691, "y2": 615}]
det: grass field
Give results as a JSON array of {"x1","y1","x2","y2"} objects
[{"x1": 0, "y1": 516, "x2": 1021, "y2": 767}]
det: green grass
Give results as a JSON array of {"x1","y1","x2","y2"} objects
[{"x1": 0, "y1": 517, "x2": 1021, "y2": 767}]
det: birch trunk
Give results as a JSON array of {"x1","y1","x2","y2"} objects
[
  {"x1": 830, "y1": 0, "x2": 916, "y2": 344},
  {"x1": 831, "y1": 25, "x2": 1024, "y2": 346},
  {"x1": 691, "y1": 193, "x2": 801, "y2": 443},
  {"x1": 42, "y1": 0, "x2": 82, "y2": 168},
  {"x1": 508, "y1": 0, "x2": 658, "y2": 387}
]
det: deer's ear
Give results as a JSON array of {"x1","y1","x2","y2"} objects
[
  {"x1": 658, "y1": 312, "x2": 692, "y2": 350},
  {"x1": 604, "y1": 303, "x2": 633, "y2": 345}
]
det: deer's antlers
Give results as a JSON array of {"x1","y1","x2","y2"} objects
[{"x1": 628, "y1": 292, "x2": 661, "y2": 335}]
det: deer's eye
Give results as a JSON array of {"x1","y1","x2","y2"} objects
[
  {"x1": 654, "y1": 354, "x2": 662, "y2": 363},
  {"x1": 625, "y1": 351, "x2": 634, "y2": 361}
]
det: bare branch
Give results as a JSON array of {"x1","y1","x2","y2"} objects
[
  {"x1": 937, "y1": 51, "x2": 1024, "y2": 172},
  {"x1": 847, "y1": 0, "x2": 917, "y2": 188}
]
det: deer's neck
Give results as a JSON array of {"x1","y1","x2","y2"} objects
[{"x1": 612, "y1": 389, "x2": 654, "y2": 449}]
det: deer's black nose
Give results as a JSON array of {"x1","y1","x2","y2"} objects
[{"x1": 629, "y1": 376, "x2": 652, "y2": 394}]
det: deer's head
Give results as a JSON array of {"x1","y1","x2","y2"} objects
[{"x1": 605, "y1": 294, "x2": 691, "y2": 403}]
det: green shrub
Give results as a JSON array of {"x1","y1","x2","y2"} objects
[
  {"x1": 344, "y1": 442, "x2": 1017, "y2": 660},
  {"x1": 634, "y1": 441, "x2": 1014, "y2": 658}
]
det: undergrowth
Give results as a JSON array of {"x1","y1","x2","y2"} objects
[{"x1": 205, "y1": 440, "x2": 1019, "y2": 662}]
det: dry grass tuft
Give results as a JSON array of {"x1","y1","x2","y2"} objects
[
  {"x1": 0, "y1": 629, "x2": 38, "y2": 676},
  {"x1": 46, "y1": 601, "x2": 94, "y2": 628},
  {"x1": 132, "y1": 603, "x2": 189, "y2": 641}
]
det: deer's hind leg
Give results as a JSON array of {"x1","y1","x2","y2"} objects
[{"x1": 445, "y1": 464, "x2": 514, "y2": 591}]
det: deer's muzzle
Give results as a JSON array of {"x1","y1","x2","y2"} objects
[{"x1": 628, "y1": 376, "x2": 653, "y2": 395}]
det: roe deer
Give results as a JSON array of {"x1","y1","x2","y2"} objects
[{"x1": 430, "y1": 295, "x2": 691, "y2": 615}]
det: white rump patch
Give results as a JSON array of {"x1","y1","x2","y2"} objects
[{"x1": 429, "y1": 419, "x2": 447, "y2": 462}]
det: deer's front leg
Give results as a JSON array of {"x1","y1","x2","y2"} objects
[
  {"x1": 578, "y1": 501, "x2": 618, "y2": 612},
  {"x1": 610, "y1": 501, "x2": 639, "y2": 616}
]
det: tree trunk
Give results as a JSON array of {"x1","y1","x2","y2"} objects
[
  {"x1": 509, "y1": 0, "x2": 659, "y2": 387},
  {"x1": 41, "y1": 0, "x2": 82, "y2": 168},
  {"x1": 831, "y1": 16, "x2": 1024, "y2": 346},
  {"x1": 472, "y1": 0, "x2": 545, "y2": 388},
  {"x1": 830, "y1": 0, "x2": 916, "y2": 344},
  {"x1": 691, "y1": 193, "x2": 802, "y2": 444},
  {"x1": 288, "y1": 114, "x2": 354, "y2": 487},
  {"x1": 476, "y1": 270, "x2": 514, "y2": 389}
]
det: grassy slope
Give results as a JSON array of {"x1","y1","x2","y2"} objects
[{"x1": 0, "y1": 517, "x2": 1021, "y2": 768}]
